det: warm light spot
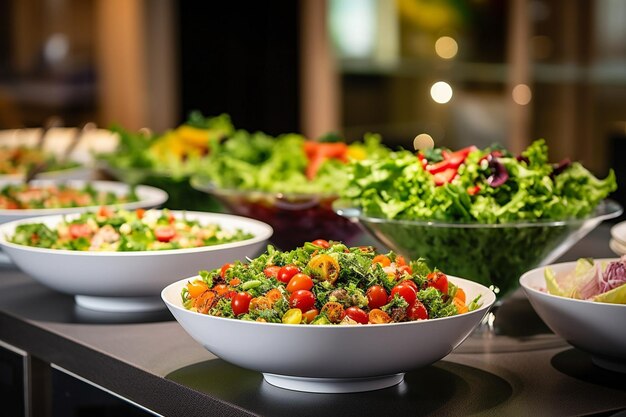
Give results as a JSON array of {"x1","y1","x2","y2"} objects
[
  {"x1": 413, "y1": 134, "x2": 434, "y2": 151},
  {"x1": 430, "y1": 81, "x2": 453, "y2": 104},
  {"x1": 435, "y1": 36, "x2": 458, "y2": 59},
  {"x1": 512, "y1": 84, "x2": 532, "y2": 105}
]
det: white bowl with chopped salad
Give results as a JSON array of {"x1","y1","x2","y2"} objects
[
  {"x1": 0, "y1": 208, "x2": 273, "y2": 312},
  {"x1": 161, "y1": 241, "x2": 496, "y2": 393},
  {"x1": 520, "y1": 258, "x2": 626, "y2": 372},
  {"x1": 0, "y1": 179, "x2": 168, "y2": 224}
]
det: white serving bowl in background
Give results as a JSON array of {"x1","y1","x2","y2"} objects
[
  {"x1": 0, "y1": 179, "x2": 168, "y2": 224},
  {"x1": 520, "y1": 260, "x2": 626, "y2": 373},
  {"x1": 0, "y1": 211, "x2": 273, "y2": 312},
  {"x1": 161, "y1": 276, "x2": 495, "y2": 393},
  {"x1": 0, "y1": 127, "x2": 119, "y2": 181}
]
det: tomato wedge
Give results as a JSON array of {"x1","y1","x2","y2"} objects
[{"x1": 154, "y1": 225, "x2": 176, "y2": 242}]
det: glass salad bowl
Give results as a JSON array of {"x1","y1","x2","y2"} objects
[
  {"x1": 334, "y1": 199, "x2": 623, "y2": 300},
  {"x1": 191, "y1": 177, "x2": 363, "y2": 250}
]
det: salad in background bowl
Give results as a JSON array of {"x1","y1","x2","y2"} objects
[
  {"x1": 336, "y1": 139, "x2": 621, "y2": 298},
  {"x1": 0, "y1": 179, "x2": 168, "y2": 224},
  {"x1": 162, "y1": 240, "x2": 495, "y2": 393},
  {"x1": 520, "y1": 258, "x2": 626, "y2": 372},
  {"x1": 97, "y1": 112, "x2": 232, "y2": 211},
  {"x1": 192, "y1": 130, "x2": 391, "y2": 250},
  {"x1": 0, "y1": 208, "x2": 272, "y2": 312},
  {"x1": 0, "y1": 127, "x2": 118, "y2": 181}
]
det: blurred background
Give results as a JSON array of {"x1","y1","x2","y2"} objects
[{"x1": 0, "y1": 0, "x2": 624, "y2": 201}]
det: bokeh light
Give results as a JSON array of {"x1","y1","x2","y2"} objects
[
  {"x1": 435, "y1": 36, "x2": 458, "y2": 59},
  {"x1": 413, "y1": 133, "x2": 434, "y2": 151},
  {"x1": 512, "y1": 84, "x2": 532, "y2": 105},
  {"x1": 430, "y1": 81, "x2": 453, "y2": 104}
]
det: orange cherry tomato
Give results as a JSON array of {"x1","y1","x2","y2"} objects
[
  {"x1": 368, "y1": 308, "x2": 392, "y2": 324},
  {"x1": 186, "y1": 280, "x2": 208, "y2": 298},
  {"x1": 302, "y1": 308, "x2": 320, "y2": 323},
  {"x1": 286, "y1": 273, "x2": 314, "y2": 293}
]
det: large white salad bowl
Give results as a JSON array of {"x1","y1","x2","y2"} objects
[
  {"x1": 0, "y1": 211, "x2": 273, "y2": 312},
  {"x1": 520, "y1": 260, "x2": 626, "y2": 373},
  {"x1": 0, "y1": 179, "x2": 168, "y2": 224},
  {"x1": 161, "y1": 275, "x2": 496, "y2": 393}
]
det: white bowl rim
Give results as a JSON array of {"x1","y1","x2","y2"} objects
[
  {"x1": 161, "y1": 275, "x2": 496, "y2": 329},
  {"x1": 0, "y1": 210, "x2": 273, "y2": 257},
  {"x1": 0, "y1": 180, "x2": 168, "y2": 217},
  {"x1": 520, "y1": 258, "x2": 626, "y2": 308}
]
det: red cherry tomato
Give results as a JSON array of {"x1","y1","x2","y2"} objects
[
  {"x1": 390, "y1": 283, "x2": 417, "y2": 306},
  {"x1": 289, "y1": 290, "x2": 316, "y2": 311},
  {"x1": 263, "y1": 266, "x2": 280, "y2": 278},
  {"x1": 343, "y1": 306, "x2": 369, "y2": 324},
  {"x1": 366, "y1": 285, "x2": 388, "y2": 310},
  {"x1": 231, "y1": 292, "x2": 252, "y2": 316},
  {"x1": 154, "y1": 225, "x2": 176, "y2": 242},
  {"x1": 69, "y1": 223, "x2": 92, "y2": 239},
  {"x1": 311, "y1": 239, "x2": 330, "y2": 249},
  {"x1": 398, "y1": 265, "x2": 413, "y2": 276},
  {"x1": 427, "y1": 271, "x2": 449, "y2": 295},
  {"x1": 277, "y1": 265, "x2": 300, "y2": 284},
  {"x1": 220, "y1": 263, "x2": 234, "y2": 279},
  {"x1": 407, "y1": 300, "x2": 429, "y2": 320},
  {"x1": 286, "y1": 273, "x2": 314, "y2": 293},
  {"x1": 398, "y1": 279, "x2": 418, "y2": 292}
]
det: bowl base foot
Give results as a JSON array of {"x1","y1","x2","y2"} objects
[
  {"x1": 591, "y1": 355, "x2": 626, "y2": 373},
  {"x1": 75, "y1": 295, "x2": 164, "y2": 313},
  {"x1": 262, "y1": 373, "x2": 404, "y2": 393}
]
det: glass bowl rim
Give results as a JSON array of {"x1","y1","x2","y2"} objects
[{"x1": 332, "y1": 198, "x2": 623, "y2": 229}]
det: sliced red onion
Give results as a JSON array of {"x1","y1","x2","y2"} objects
[
  {"x1": 551, "y1": 158, "x2": 572, "y2": 177},
  {"x1": 487, "y1": 158, "x2": 509, "y2": 187},
  {"x1": 599, "y1": 255, "x2": 626, "y2": 293}
]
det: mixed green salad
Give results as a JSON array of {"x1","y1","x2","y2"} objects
[
  {"x1": 0, "y1": 183, "x2": 137, "y2": 210},
  {"x1": 545, "y1": 256, "x2": 626, "y2": 304},
  {"x1": 10, "y1": 208, "x2": 253, "y2": 251},
  {"x1": 182, "y1": 239, "x2": 482, "y2": 325},
  {"x1": 338, "y1": 139, "x2": 618, "y2": 297},
  {"x1": 197, "y1": 130, "x2": 391, "y2": 195},
  {"x1": 343, "y1": 139, "x2": 616, "y2": 223}
]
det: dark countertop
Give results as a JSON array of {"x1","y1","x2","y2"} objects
[{"x1": 1, "y1": 225, "x2": 626, "y2": 416}]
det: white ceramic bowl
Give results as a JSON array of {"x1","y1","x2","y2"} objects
[
  {"x1": 0, "y1": 127, "x2": 118, "y2": 180},
  {"x1": 0, "y1": 179, "x2": 168, "y2": 224},
  {"x1": 162, "y1": 276, "x2": 496, "y2": 393},
  {"x1": 0, "y1": 211, "x2": 273, "y2": 312},
  {"x1": 520, "y1": 260, "x2": 626, "y2": 373}
]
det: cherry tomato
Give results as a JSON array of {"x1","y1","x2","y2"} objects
[
  {"x1": 407, "y1": 300, "x2": 428, "y2": 320},
  {"x1": 343, "y1": 306, "x2": 368, "y2": 324},
  {"x1": 427, "y1": 271, "x2": 449, "y2": 295},
  {"x1": 320, "y1": 301, "x2": 344, "y2": 323},
  {"x1": 311, "y1": 239, "x2": 330, "y2": 249},
  {"x1": 398, "y1": 265, "x2": 413, "y2": 276},
  {"x1": 398, "y1": 279, "x2": 418, "y2": 292},
  {"x1": 69, "y1": 223, "x2": 92, "y2": 239},
  {"x1": 265, "y1": 288, "x2": 283, "y2": 305},
  {"x1": 277, "y1": 265, "x2": 300, "y2": 284},
  {"x1": 368, "y1": 308, "x2": 392, "y2": 324},
  {"x1": 372, "y1": 254, "x2": 391, "y2": 267},
  {"x1": 282, "y1": 308, "x2": 303, "y2": 324},
  {"x1": 390, "y1": 283, "x2": 417, "y2": 306},
  {"x1": 213, "y1": 284, "x2": 230, "y2": 296},
  {"x1": 454, "y1": 287, "x2": 466, "y2": 303},
  {"x1": 231, "y1": 292, "x2": 252, "y2": 316},
  {"x1": 395, "y1": 255, "x2": 407, "y2": 266},
  {"x1": 302, "y1": 308, "x2": 320, "y2": 323},
  {"x1": 286, "y1": 273, "x2": 314, "y2": 293},
  {"x1": 366, "y1": 285, "x2": 388, "y2": 309},
  {"x1": 307, "y1": 254, "x2": 340, "y2": 284},
  {"x1": 154, "y1": 225, "x2": 176, "y2": 242},
  {"x1": 289, "y1": 290, "x2": 316, "y2": 311},
  {"x1": 220, "y1": 263, "x2": 234, "y2": 279},
  {"x1": 135, "y1": 208, "x2": 146, "y2": 219},
  {"x1": 263, "y1": 265, "x2": 280, "y2": 278}
]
